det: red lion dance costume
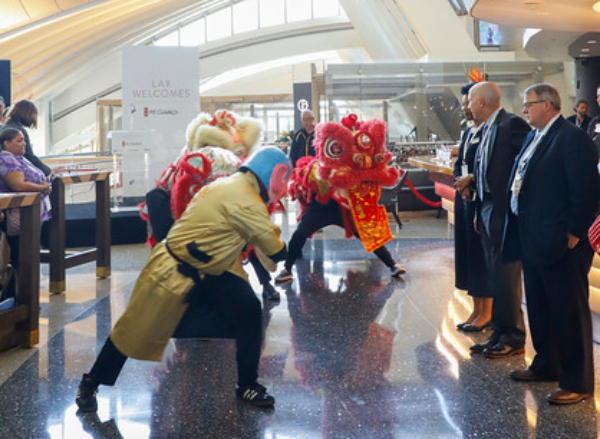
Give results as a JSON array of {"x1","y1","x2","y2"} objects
[
  {"x1": 140, "y1": 109, "x2": 262, "y2": 246},
  {"x1": 289, "y1": 114, "x2": 400, "y2": 253}
]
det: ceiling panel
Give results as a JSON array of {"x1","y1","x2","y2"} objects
[
  {"x1": 0, "y1": 0, "x2": 224, "y2": 100},
  {"x1": 56, "y1": 0, "x2": 97, "y2": 8},
  {"x1": 0, "y1": 0, "x2": 30, "y2": 30},
  {"x1": 0, "y1": 0, "x2": 111, "y2": 33},
  {"x1": 470, "y1": 0, "x2": 600, "y2": 32},
  {"x1": 19, "y1": 0, "x2": 60, "y2": 18}
]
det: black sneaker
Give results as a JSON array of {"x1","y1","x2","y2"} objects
[
  {"x1": 262, "y1": 283, "x2": 280, "y2": 301},
  {"x1": 236, "y1": 383, "x2": 275, "y2": 407},
  {"x1": 76, "y1": 374, "x2": 99, "y2": 412}
]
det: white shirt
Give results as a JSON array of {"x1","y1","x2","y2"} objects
[{"x1": 510, "y1": 114, "x2": 560, "y2": 215}]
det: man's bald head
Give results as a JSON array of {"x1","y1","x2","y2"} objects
[
  {"x1": 471, "y1": 82, "x2": 501, "y2": 107},
  {"x1": 468, "y1": 82, "x2": 502, "y2": 124}
]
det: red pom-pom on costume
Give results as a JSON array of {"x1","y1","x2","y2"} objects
[{"x1": 341, "y1": 113, "x2": 359, "y2": 131}]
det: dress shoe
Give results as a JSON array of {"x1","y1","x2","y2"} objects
[
  {"x1": 483, "y1": 343, "x2": 525, "y2": 359},
  {"x1": 510, "y1": 368, "x2": 558, "y2": 382},
  {"x1": 456, "y1": 321, "x2": 471, "y2": 330},
  {"x1": 470, "y1": 336, "x2": 499, "y2": 354},
  {"x1": 461, "y1": 321, "x2": 492, "y2": 332},
  {"x1": 547, "y1": 388, "x2": 591, "y2": 405}
]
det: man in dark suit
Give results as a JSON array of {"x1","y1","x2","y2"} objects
[
  {"x1": 505, "y1": 83, "x2": 599, "y2": 405},
  {"x1": 468, "y1": 82, "x2": 531, "y2": 358},
  {"x1": 289, "y1": 110, "x2": 316, "y2": 168},
  {"x1": 588, "y1": 86, "x2": 600, "y2": 156},
  {"x1": 566, "y1": 99, "x2": 591, "y2": 132}
]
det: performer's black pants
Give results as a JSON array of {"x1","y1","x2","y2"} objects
[
  {"x1": 145, "y1": 188, "x2": 174, "y2": 243},
  {"x1": 249, "y1": 251, "x2": 271, "y2": 285},
  {"x1": 284, "y1": 198, "x2": 396, "y2": 271},
  {"x1": 87, "y1": 271, "x2": 263, "y2": 388}
]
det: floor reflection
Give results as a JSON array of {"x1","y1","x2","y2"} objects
[
  {"x1": 0, "y1": 212, "x2": 600, "y2": 437},
  {"x1": 284, "y1": 261, "x2": 400, "y2": 439}
]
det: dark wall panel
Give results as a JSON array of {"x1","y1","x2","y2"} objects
[{"x1": 0, "y1": 60, "x2": 11, "y2": 107}]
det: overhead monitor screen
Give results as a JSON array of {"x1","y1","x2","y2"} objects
[{"x1": 478, "y1": 21, "x2": 501, "y2": 48}]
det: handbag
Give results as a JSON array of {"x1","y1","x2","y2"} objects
[
  {"x1": 6, "y1": 208, "x2": 20, "y2": 237},
  {"x1": 0, "y1": 264, "x2": 17, "y2": 302}
]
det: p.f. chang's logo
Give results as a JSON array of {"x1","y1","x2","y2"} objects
[{"x1": 143, "y1": 107, "x2": 179, "y2": 117}]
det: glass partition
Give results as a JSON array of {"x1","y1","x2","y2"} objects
[{"x1": 324, "y1": 61, "x2": 564, "y2": 146}]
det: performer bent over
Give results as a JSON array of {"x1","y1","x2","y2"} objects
[
  {"x1": 275, "y1": 114, "x2": 405, "y2": 283},
  {"x1": 76, "y1": 147, "x2": 291, "y2": 411}
]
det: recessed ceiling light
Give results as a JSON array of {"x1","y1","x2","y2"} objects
[
  {"x1": 594, "y1": 1, "x2": 600, "y2": 13},
  {"x1": 523, "y1": 0, "x2": 546, "y2": 10},
  {"x1": 588, "y1": 40, "x2": 598, "y2": 44},
  {"x1": 582, "y1": 48, "x2": 591, "y2": 52}
]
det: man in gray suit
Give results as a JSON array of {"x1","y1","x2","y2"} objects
[{"x1": 468, "y1": 82, "x2": 531, "y2": 358}]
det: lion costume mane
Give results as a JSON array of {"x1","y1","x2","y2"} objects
[{"x1": 288, "y1": 114, "x2": 400, "y2": 253}]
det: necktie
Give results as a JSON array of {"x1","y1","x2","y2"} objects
[{"x1": 477, "y1": 124, "x2": 489, "y2": 201}]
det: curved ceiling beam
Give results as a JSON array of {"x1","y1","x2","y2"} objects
[
  {"x1": 0, "y1": 0, "x2": 223, "y2": 99},
  {"x1": 0, "y1": 1, "x2": 112, "y2": 34}
]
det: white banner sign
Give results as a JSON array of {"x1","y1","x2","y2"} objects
[
  {"x1": 109, "y1": 130, "x2": 155, "y2": 153},
  {"x1": 122, "y1": 45, "x2": 200, "y2": 192}
]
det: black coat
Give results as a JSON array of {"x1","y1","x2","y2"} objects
[
  {"x1": 503, "y1": 116, "x2": 600, "y2": 265},
  {"x1": 289, "y1": 127, "x2": 315, "y2": 168},
  {"x1": 566, "y1": 114, "x2": 591, "y2": 132},
  {"x1": 586, "y1": 114, "x2": 600, "y2": 139},
  {"x1": 474, "y1": 109, "x2": 531, "y2": 221},
  {"x1": 453, "y1": 126, "x2": 488, "y2": 296}
]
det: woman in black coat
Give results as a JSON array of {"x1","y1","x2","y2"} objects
[
  {"x1": 453, "y1": 84, "x2": 492, "y2": 331},
  {"x1": 3, "y1": 100, "x2": 52, "y2": 177}
]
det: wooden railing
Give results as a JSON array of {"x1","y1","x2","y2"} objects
[{"x1": 0, "y1": 193, "x2": 41, "y2": 351}]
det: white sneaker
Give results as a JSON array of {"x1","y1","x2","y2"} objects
[
  {"x1": 274, "y1": 269, "x2": 293, "y2": 283},
  {"x1": 391, "y1": 264, "x2": 406, "y2": 278}
]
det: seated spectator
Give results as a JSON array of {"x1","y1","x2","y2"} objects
[{"x1": 0, "y1": 128, "x2": 52, "y2": 268}]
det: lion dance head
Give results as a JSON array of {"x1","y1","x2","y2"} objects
[{"x1": 289, "y1": 114, "x2": 400, "y2": 253}]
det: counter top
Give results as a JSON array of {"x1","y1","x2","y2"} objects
[{"x1": 408, "y1": 155, "x2": 455, "y2": 176}]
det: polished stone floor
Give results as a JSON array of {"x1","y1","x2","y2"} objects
[{"x1": 0, "y1": 207, "x2": 599, "y2": 438}]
